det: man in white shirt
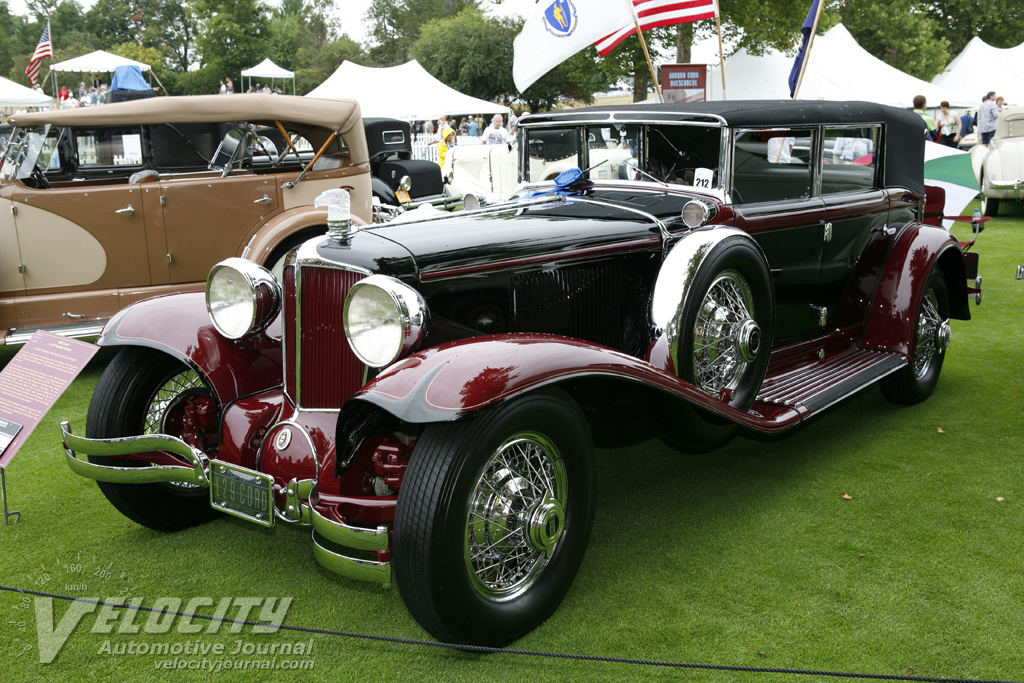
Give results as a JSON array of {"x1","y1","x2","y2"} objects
[{"x1": 483, "y1": 115, "x2": 510, "y2": 145}]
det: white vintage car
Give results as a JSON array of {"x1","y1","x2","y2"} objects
[
  {"x1": 446, "y1": 126, "x2": 634, "y2": 203},
  {"x1": 971, "y1": 106, "x2": 1024, "y2": 216}
]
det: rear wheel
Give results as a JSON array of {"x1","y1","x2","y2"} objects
[
  {"x1": 86, "y1": 347, "x2": 221, "y2": 531},
  {"x1": 393, "y1": 390, "x2": 595, "y2": 646},
  {"x1": 880, "y1": 269, "x2": 951, "y2": 405},
  {"x1": 981, "y1": 194, "x2": 999, "y2": 217}
]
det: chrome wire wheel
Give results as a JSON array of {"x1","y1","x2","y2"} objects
[
  {"x1": 912, "y1": 287, "x2": 946, "y2": 380},
  {"x1": 465, "y1": 433, "x2": 568, "y2": 601},
  {"x1": 144, "y1": 368, "x2": 205, "y2": 434},
  {"x1": 692, "y1": 270, "x2": 760, "y2": 397}
]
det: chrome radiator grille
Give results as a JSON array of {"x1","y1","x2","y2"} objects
[{"x1": 285, "y1": 264, "x2": 365, "y2": 410}]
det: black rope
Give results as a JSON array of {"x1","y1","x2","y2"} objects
[{"x1": 1, "y1": 584, "x2": 1018, "y2": 682}]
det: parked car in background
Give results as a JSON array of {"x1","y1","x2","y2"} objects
[
  {"x1": 60, "y1": 101, "x2": 978, "y2": 648},
  {"x1": 0, "y1": 124, "x2": 11, "y2": 155},
  {"x1": 0, "y1": 94, "x2": 371, "y2": 345},
  {"x1": 971, "y1": 106, "x2": 1024, "y2": 215},
  {"x1": 363, "y1": 117, "x2": 452, "y2": 209}
]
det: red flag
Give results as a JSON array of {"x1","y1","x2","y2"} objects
[
  {"x1": 26, "y1": 23, "x2": 52, "y2": 86},
  {"x1": 594, "y1": 0, "x2": 718, "y2": 56}
]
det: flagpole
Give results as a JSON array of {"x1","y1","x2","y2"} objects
[
  {"x1": 625, "y1": 0, "x2": 663, "y2": 102},
  {"x1": 791, "y1": 1, "x2": 822, "y2": 99},
  {"x1": 713, "y1": 0, "x2": 726, "y2": 100}
]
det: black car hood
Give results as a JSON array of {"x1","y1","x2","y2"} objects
[{"x1": 360, "y1": 190, "x2": 696, "y2": 278}]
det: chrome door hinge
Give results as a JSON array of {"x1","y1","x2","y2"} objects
[
  {"x1": 160, "y1": 195, "x2": 166, "y2": 206},
  {"x1": 17, "y1": 264, "x2": 25, "y2": 274},
  {"x1": 10, "y1": 205, "x2": 16, "y2": 215},
  {"x1": 823, "y1": 222, "x2": 832, "y2": 243}
]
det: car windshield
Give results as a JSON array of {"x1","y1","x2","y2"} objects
[
  {"x1": 522, "y1": 122, "x2": 722, "y2": 190},
  {"x1": 0, "y1": 125, "x2": 58, "y2": 181}
]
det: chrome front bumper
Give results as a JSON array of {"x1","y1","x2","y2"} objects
[
  {"x1": 987, "y1": 178, "x2": 1023, "y2": 199},
  {"x1": 59, "y1": 422, "x2": 392, "y2": 586}
]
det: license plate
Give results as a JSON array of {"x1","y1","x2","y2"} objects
[
  {"x1": 396, "y1": 189, "x2": 411, "y2": 204},
  {"x1": 210, "y1": 462, "x2": 275, "y2": 527}
]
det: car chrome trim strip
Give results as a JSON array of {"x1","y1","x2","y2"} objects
[
  {"x1": 60, "y1": 421, "x2": 210, "y2": 487},
  {"x1": 4, "y1": 321, "x2": 106, "y2": 346}
]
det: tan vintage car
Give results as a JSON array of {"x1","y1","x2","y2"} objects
[{"x1": 0, "y1": 94, "x2": 371, "y2": 345}]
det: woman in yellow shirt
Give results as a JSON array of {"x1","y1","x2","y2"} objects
[{"x1": 437, "y1": 126, "x2": 456, "y2": 169}]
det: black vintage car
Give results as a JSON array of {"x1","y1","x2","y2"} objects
[{"x1": 59, "y1": 101, "x2": 979, "y2": 647}]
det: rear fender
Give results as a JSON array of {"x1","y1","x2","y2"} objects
[
  {"x1": 860, "y1": 223, "x2": 969, "y2": 356},
  {"x1": 98, "y1": 291, "x2": 283, "y2": 408}
]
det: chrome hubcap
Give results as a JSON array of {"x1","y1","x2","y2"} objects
[
  {"x1": 466, "y1": 434, "x2": 568, "y2": 601},
  {"x1": 913, "y1": 288, "x2": 947, "y2": 380},
  {"x1": 146, "y1": 368, "x2": 207, "y2": 490},
  {"x1": 692, "y1": 271, "x2": 758, "y2": 396}
]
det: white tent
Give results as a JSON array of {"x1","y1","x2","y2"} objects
[
  {"x1": 932, "y1": 37, "x2": 1024, "y2": 107},
  {"x1": 241, "y1": 58, "x2": 295, "y2": 95},
  {"x1": 307, "y1": 60, "x2": 509, "y2": 121},
  {"x1": 49, "y1": 50, "x2": 150, "y2": 73},
  {"x1": 695, "y1": 24, "x2": 975, "y2": 108},
  {"x1": 0, "y1": 76, "x2": 52, "y2": 108}
]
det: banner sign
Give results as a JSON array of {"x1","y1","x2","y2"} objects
[
  {"x1": 0, "y1": 331, "x2": 99, "y2": 469},
  {"x1": 661, "y1": 64, "x2": 707, "y2": 103}
]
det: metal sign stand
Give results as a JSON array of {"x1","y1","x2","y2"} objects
[{"x1": 2, "y1": 468, "x2": 20, "y2": 526}]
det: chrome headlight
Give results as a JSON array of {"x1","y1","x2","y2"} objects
[
  {"x1": 206, "y1": 258, "x2": 282, "y2": 339},
  {"x1": 681, "y1": 200, "x2": 710, "y2": 229},
  {"x1": 344, "y1": 275, "x2": 429, "y2": 368}
]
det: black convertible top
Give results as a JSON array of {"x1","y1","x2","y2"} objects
[{"x1": 522, "y1": 100, "x2": 927, "y2": 196}]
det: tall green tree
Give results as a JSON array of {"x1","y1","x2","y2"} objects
[
  {"x1": 365, "y1": 0, "x2": 478, "y2": 65},
  {"x1": 193, "y1": 0, "x2": 271, "y2": 91}
]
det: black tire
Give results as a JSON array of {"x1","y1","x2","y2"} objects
[
  {"x1": 86, "y1": 347, "x2": 221, "y2": 531},
  {"x1": 880, "y1": 269, "x2": 950, "y2": 405},
  {"x1": 265, "y1": 229, "x2": 323, "y2": 281},
  {"x1": 393, "y1": 389, "x2": 596, "y2": 646},
  {"x1": 981, "y1": 193, "x2": 999, "y2": 217},
  {"x1": 677, "y1": 236, "x2": 774, "y2": 411}
]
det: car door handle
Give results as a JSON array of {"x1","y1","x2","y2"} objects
[
  {"x1": 253, "y1": 195, "x2": 273, "y2": 204},
  {"x1": 115, "y1": 205, "x2": 135, "y2": 216},
  {"x1": 871, "y1": 224, "x2": 896, "y2": 236}
]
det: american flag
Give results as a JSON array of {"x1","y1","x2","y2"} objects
[
  {"x1": 26, "y1": 23, "x2": 52, "y2": 86},
  {"x1": 594, "y1": 0, "x2": 719, "y2": 56}
]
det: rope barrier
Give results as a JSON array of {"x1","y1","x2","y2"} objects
[{"x1": 1, "y1": 584, "x2": 1018, "y2": 683}]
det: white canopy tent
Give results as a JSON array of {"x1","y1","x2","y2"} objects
[
  {"x1": 932, "y1": 37, "x2": 1024, "y2": 108},
  {"x1": 692, "y1": 24, "x2": 975, "y2": 109},
  {"x1": 307, "y1": 60, "x2": 509, "y2": 121},
  {"x1": 0, "y1": 75, "x2": 52, "y2": 108},
  {"x1": 45, "y1": 50, "x2": 165, "y2": 96},
  {"x1": 241, "y1": 58, "x2": 295, "y2": 95}
]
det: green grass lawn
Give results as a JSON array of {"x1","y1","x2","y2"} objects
[{"x1": 0, "y1": 202, "x2": 1021, "y2": 682}]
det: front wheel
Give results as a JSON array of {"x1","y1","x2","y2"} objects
[
  {"x1": 393, "y1": 390, "x2": 595, "y2": 646},
  {"x1": 880, "y1": 269, "x2": 951, "y2": 405},
  {"x1": 86, "y1": 347, "x2": 222, "y2": 531}
]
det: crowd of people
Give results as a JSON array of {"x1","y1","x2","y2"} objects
[
  {"x1": 416, "y1": 111, "x2": 526, "y2": 167},
  {"x1": 54, "y1": 81, "x2": 109, "y2": 108},
  {"x1": 215, "y1": 78, "x2": 285, "y2": 95},
  {"x1": 914, "y1": 90, "x2": 1013, "y2": 148}
]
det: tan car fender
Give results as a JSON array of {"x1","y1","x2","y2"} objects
[{"x1": 240, "y1": 207, "x2": 371, "y2": 268}]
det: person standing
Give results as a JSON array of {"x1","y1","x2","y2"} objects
[
  {"x1": 467, "y1": 116, "x2": 478, "y2": 137},
  {"x1": 483, "y1": 115, "x2": 509, "y2": 145},
  {"x1": 912, "y1": 95, "x2": 937, "y2": 141},
  {"x1": 225, "y1": 77, "x2": 234, "y2": 94},
  {"x1": 978, "y1": 91, "x2": 999, "y2": 146},
  {"x1": 437, "y1": 126, "x2": 456, "y2": 168},
  {"x1": 936, "y1": 101, "x2": 960, "y2": 147}
]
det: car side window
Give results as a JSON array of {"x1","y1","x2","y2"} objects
[
  {"x1": 731, "y1": 129, "x2": 814, "y2": 204},
  {"x1": 75, "y1": 127, "x2": 144, "y2": 168},
  {"x1": 524, "y1": 127, "x2": 581, "y2": 182},
  {"x1": 821, "y1": 125, "x2": 879, "y2": 194}
]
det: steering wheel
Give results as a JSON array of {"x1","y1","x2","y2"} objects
[{"x1": 31, "y1": 165, "x2": 51, "y2": 189}]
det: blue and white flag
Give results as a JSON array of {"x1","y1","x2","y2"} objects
[
  {"x1": 787, "y1": 0, "x2": 821, "y2": 98},
  {"x1": 513, "y1": 0, "x2": 636, "y2": 92}
]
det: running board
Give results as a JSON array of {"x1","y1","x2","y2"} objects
[
  {"x1": 4, "y1": 321, "x2": 106, "y2": 346},
  {"x1": 755, "y1": 348, "x2": 906, "y2": 417}
]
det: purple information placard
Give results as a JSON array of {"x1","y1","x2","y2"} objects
[{"x1": 0, "y1": 331, "x2": 99, "y2": 469}]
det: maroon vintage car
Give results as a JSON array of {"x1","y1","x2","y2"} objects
[{"x1": 59, "y1": 101, "x2": 979, "y2": 646}]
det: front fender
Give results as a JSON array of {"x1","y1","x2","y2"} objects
[
  {"x1": 347, "y1": 334, "x2": 799, "y2": 432},
  {"x1": 98, "y1": 292, "x2": 283, "y2": 407},
  {"x1": 240, "y1": 207, "x2": 330, "y2": 267},
  {"x1": 860, "y1": 223, "x2": 968, "y2": 356}
]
